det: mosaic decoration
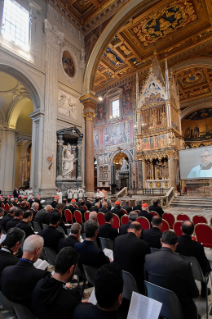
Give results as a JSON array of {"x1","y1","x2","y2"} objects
[{"x1": 185, "y1": 108, "x2": 212, "y2": 120}]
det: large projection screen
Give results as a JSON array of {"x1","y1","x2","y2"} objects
[{"x1": 179, "y1": 145, "x2": 212, "y2": 180}]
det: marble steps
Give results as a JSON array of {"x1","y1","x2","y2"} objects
[{"x1": 170, "y1": 196, "x2": 212, "y2": 208}]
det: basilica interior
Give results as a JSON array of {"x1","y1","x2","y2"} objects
[{"x1": 0, "y1": 0, "x2": 212, "y2": 197}]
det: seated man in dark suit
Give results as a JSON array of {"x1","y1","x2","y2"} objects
[
  {"x1": 98, "y1": 212, "x2": 118, "y2": 240},
  {"x1": 0, "y1": 228, "x2": 25, "y2": 277},
  {"x1": 51, "y1": 196, "x2": 59, "y2": 209},
  {"x1": 176, "y1": 220, "x2": 211, "y2": 297},
  {"x1": 72, "y1": 263, "x2": 123, "y2": 319},
  {"x1": 149, "y1": 199, "x2": 164, "y2": 217},
  {"x1": 6, "y1": 209, "x2": 24, "y2": 232},
  {"x1": 16, "y1": 211, "x2": 35, "y2": 238},
  {"x1": 138, "y1": 203, "x2": 152, "y2": 224},
  {"x1": 58, "y1": 223, "x2": 81, "y2": 251},
  {"x1": 98, "y1": 202, "x2": 109, "y2": 214},
  {"x1": 30, "y1": 202, "x2": 39, "y2": 220},
  {"x1": 121, "y1": 200, "x2": 132, "y2": 214},
  {"x1": 34, "y1": 205, "x2": 53, "y2": 227},
  {"x1": 142, "y1": 216, "x2": 162, "y2": 249},
  {"x1": 41, "y1": 213, "x2": 64, "y2": 252},
  {"x1": 111, "y1": 201, "x2": 124, "y2": 219},
  {"x1": 119, "y1": 211, "x2": 138, "y2": 235},
  {"x1": 85, "y1": 198, "x2": 92, "y2": 211},
  {"x1": 81, "y1": 211, "x2": 97, "y2": 234},
  {"x1": 77, "y1": 202, "x2": 86, "y2": 221},
  {"x1": 114, "y1": 221, "x2": 150, "y2": 294},
  {"x1": 89, "y1": 202, "x2": 100, "y2": 213},
  {"x1": 32, "y1": 247, "x2": 82, "y2": 319},
  {"x1": 20, "y1": 200, "x2": 29, "y2": 212},
  {"x1": 133, "y1": 200, "x2": 142, "y2": 212},
  {"x1": 144, "y1": 231, "x2": 199, "y2": 319},
  {"x1": 75, "y1": 220, "x2": 110, "y2": 268},
  {"x1": 46, "y1": 203, "x2": 67, "y2": 234},
  {"x1": 0, "y1": 206, "x2": 17, "y2": 230},
  {"x1": 0, "y1": 235, "x2": 49, "y2": 308}
]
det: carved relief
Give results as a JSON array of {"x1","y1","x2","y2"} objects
[{"x1": 58, "y1": 89, "x2": 77, "y2": 120}]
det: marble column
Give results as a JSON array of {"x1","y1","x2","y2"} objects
[
  {"x1": 57, "y1": 136, "x2": 64, "y2": 180},
  {"x1": 80, "y1": 94, "x2": 98, "y2": 196},
  {"x1": 0, "y1": 130, "x2": 17, "y2": 194},
  {"x1": 142, "y1": 160, "x2": 147, "y2": 188},
  {"x1": 138, "y1": 160, "x2": 143, "y2": 189},
  {"x1": 168, "y1": 155, "x2": 177, "y2": 189},
  {"x1": 39, "y1": 20, "x2": 64, "y2": 197},
  {"x1": 77, "y1": 138, "x2": 82, "y2": 180}
]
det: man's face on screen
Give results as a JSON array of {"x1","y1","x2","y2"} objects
[{"x1": 200, "y1": 151, "x2": 211, "y2": 166}]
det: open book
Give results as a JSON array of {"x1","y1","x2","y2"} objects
[
  {"x1": 127, "y1": 292, "x2": 162, "y2": 319},
  {"x1": 103, "y1": 248, "x2": 114, "y2": 260},
  {"x1": 34, "y1": 259, "x2": 49, "y2": 270}
]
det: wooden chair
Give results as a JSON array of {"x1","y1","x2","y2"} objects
[
  {"x1": 112, "y1": 214, "x2": 120, "y2": 229},
  {"x1": 74, "y1": 210, "x2": 83, "y2": 224},
  {"x1": 97, "y1": 212, "x2": 105, "y2": 226},
  {"x1": 173, "y1": 221, "x2": 183, "y2": 237},
  {"x1": 64, "y1": 209, "x2": 73, "y2": 223},
  {"x1": 163, "y1": 212, "x2": 175, "y2": 229},
  {"x1": 149, "y1": 211, "x2": 159, "y2": 217},
  {"x1": 121, "y1": 215, "x2": 129, "y2": 225},
  {"x1": 195, "y1": 223, "x2": 212, "y2": 248},
  {"x1": 192, "y1": 215, "x2": 207, "y2": 226},
  {"x1": 137, "y1": 217, "x2": 150, "y2": 230},
  {"x1": 84, "y1": 211, "x2": 90, "y2": 221},
  {"x1": 161, "y1": 219, "x2": 170, "y2": 232},
  {"x1": 176, "y1": 213, "x2": 190, "y2": 221}
]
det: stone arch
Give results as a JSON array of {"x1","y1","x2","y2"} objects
[
  {"x1": 180, "y1": 99, "x2": 212, "y2": 120},
  {"x1": 0, "y1": 62, "x2": 41, "y2": 110},
  {"x1": 110, "y1": 149, "x2": 133, "y2": 164},
  {"x1": 7, "y1": 95, "x2": 31, "y2": 129},
  {"x1": 83, "y1": 0, "x2": 158, "y2": 93}
]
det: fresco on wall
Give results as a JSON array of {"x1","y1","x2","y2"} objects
[
  {"x1": 122, "y1": 82, "x2": 133, "y2": 116},
  {"x1": 95, "y1": 103, "x2": 107, "y2": 125},
  {"x1": 104, "y1": 121, "x2": 128, "y2": 146},
  {"x1": 141, "y1": 134, "x2": 168, "y2": 150},
  {"x1": 185, "y1": 108, "x2": 212, "y2": 120},
  {"x1": 62, "y1": 51, "x2": 75, "y2": 78}
]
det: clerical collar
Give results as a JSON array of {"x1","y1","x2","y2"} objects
[
  {"x1": 20, "y1": 258, "x2": 33, "y2": 264},
  {"x1": 200, "y1": 162, "x2": 212, "y2": 170},
  {"x1": 2, "y1": 247, "x2": 13, "y2": 254}
]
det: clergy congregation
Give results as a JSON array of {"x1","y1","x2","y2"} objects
[{"x1": 1, "y1": 0, "x2": 212, "y2": 318}]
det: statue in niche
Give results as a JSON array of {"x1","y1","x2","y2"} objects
[
  {"x1": 193, "y1": 125, "x2": 199, "y2": 138},
  {"x1": 62, "y1": 144, "x2": 77, "y2": 178},
  {"x1": 185, "y1": 126, "x2": 191, "y2": 138},
  {"x1": 120, "y1": 157, "x2": 129, "y2": 171}
]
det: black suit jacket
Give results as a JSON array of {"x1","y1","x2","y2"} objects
[
  {"x1": 74, "y1": 240, "x2": 110, "y2": 268},
  {"x1": 133, "y1": 205, "x2": 142, "y2": 212},
  {"x1": 98, "y1": 223, "x2": 118, "y2": 240},
  {"x1": 89, "y1": 206, "x2": 99, "y2": 213},
  {"x1": 16, "y1": 221, "x2": 34, "y2": 238},
  {"x1": 144, "y1": 247, "x2": 199, "y2": 319},
  {"x1": 148, "y1": 204, "x2": 164, "y2": 217},
  {"x1": 114, "y1": 232, "x2": 150, "y2": 293},
  {"x1": 41, "y1": 226, "x2": 64, "y2": 252},
  {"x1": 0, "y1": 249, "x2": 19, "y2": 277},
  {"x1": 119, "y1": 222, "x2": 131, "y2": 235},
  {"x1": 176, "y1": 235, "x2": 211, "y2": 275},
  {"x1": 34, "y1": 209, "x2": 48, "y2": 227},
  {"x1": 138, "y1": 210, "x2": 152, "y2": 224},
  {"x1": 98, "y1": 207, "x2": 109, "y2": 213},
  {"x1": 45, "y1": 210, "x2": 67, "y2": 234},
  {"x1": 85, "y1": 201, "x2": 92, "y2": 211},
  {"x1": 13, "y1": 190, "x2": 19, "y2": 198},
  {"x1": 111, "y1": 208, "x2": 124, "y2": 219},
  {"x1": 51, "y1": 201, "x2": 58, "y2": 209},
  {"x1": 72, "y1": 303, "x2": 120, "y2": 319},
  {"x1": 6, "y1": 218, "x2": 20, "y2": 232},
  {"x1": 68, "y1": 204, "x2": 76, "y2": 214},
  {"x1": 0, "y1": 214, "x2": 13, "y2": 230},
  {"x1": 142, "y1": 227, "x2": 162, "y2": 249},
  {"x1": 121, "y1": 205, "x2": 132, "y2": 214},
  {"x1": 30, "y1": 208, "x2": 37, "y2": 220},
  {"x1": 57, "y1": 235, "x2": 79, "y2": 251},
  {"x1": 0, "y1": 259, "x2": 48, "y2": 308}
]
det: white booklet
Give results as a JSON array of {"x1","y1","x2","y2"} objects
[
  {"x1": 0, "y1": 234, "x2": 6, "y2": 244},
  {"x1": 34, "y1": 258, "x2": 49, "y2": 270},
  {"x1": 88, "y1": 288, "x2": 97, "y2": 305},
  {"x1": 103, "y1": 248, "x2": 114, "y2": 260},
  {"x1": 127, "y1": 292, "x2": 162, "y2": 319}
]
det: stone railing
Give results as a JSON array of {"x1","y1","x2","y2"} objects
[{"x1": 115, "y1": 187, "x2": 128, "y2": 198}]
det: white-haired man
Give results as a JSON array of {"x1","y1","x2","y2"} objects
[{"x1": 0, "y1": 235, "x2": 48, "y2": 309}]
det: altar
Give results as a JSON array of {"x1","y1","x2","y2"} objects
[{"x1": 145, "y1": 179, "x2": 169, "y2": 189}]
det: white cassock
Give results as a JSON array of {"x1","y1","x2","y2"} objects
[
  {"x1": 73, "y1": 189, "x2": 78, "y2": 199},
  {"x1": 57, "y1": 191, "x2": 63, "y2": 203},
  {"x1": 68, "y1": 189, "x2": 73, "y2": 199},
  {"x1": 95, "y1": 191, "x2": 104, "y2": 199},
  {"x1": 187, "y1": 165, "x2": 212, "y2": 178},
  {"x1": 78, "y1": 188, "x2": 84, "y2": 199}
]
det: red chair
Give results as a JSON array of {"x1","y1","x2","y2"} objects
[
  {"x1": 121, "y1": 209, "x2": 128, "y2": 215},
  {"x1": 74, "y1": 210, "x2": 83, "y2": 224},
  {"x1": 10, "y1": 204, "x2": 13, "y2": 208},
  {"x1": 5, "y1": 203, "x2": 10, "y2": 212},
  {"x1": 192, "y1": 215, "x2": 207, "y2": 225},
  {"x1": 161, "y1": 219, "x2": 170, "y2": 232},
  {"x1": 195, "y1": 224, "x2": 212, "y2": 248},
  {"x1": 83, "y1": 205, "x2": 88, "y2": 211},
  {"x1": 137, "y1": 217, "x2": 150, "y2": 230},
  {"x1": 176, "y1": 213, "x2": 190, "y2": 221},
  {"x1": 1, "y1": 203, "x2": 5, "y2": 209},
  {"x1": 210, "y1": 217, "x2": 212, "y2": 226},
  {"x1": 112, "y1": 214, "x2": 120, "y2": 229},
  {"x1": 64, "y1": 209, "x2": 72, "y2": 223},
  {"x1": 173, "y1": 221, "x2": 183, "y2": 237},
  {"x1": 121, "y1": 215, "x2": 129, "y2": 225},
  {"x1": 163, "y1": 212, "x2": 175, "y2": 229},
  {"x1": 149, "y1": 211, "x2": 159, "y2": 217},
  {"x1": 97, "y1": 213, "x2": 105, "y2": 226},
  {"x1": 134, "y1": 210, "x2": 140, "y2": 213},
  {"x1": 84, "y1": 211, "x2": 90, "y2": 221}
]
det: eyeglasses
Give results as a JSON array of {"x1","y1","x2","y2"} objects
[{"x1": 200, "y1": 155, "x2": 211, "y2": 158}]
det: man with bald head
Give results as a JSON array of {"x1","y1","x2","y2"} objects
[
  {"x1": 114, "y1": 221, "x2": 150, "y2": 293},
  {"x1": 58, "y1": 222, "x2": 81, "y2": 251},
  {"x1": 176, "y1": 220, "x2": 211, "y2": 297},
  {"x1": 34, "y1": 205, "x2": 54, "y2": 228},
  {"x1": 119, "y1": 211, "x2": 138, "y2": 235}
]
